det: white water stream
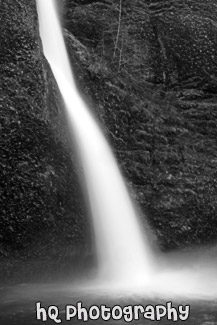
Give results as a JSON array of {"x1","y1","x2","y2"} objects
[
  {"x1": 36, "y1": 0, "x2": 154, "y2": 286},
  {"x1": 36, "y1": 0, "x2": 217, "y2": 299}
]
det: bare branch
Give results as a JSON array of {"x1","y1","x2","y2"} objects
[{"x1": 113, "y1": 0, "x2": 122, "y2": 59}]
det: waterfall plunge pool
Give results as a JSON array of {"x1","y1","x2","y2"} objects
[
  {"x1": 1, "y1": 247, "x2": 217, "y2": 324},
  {"x1": 1, "y1": 281, "x2": 217, "y2": 325}
]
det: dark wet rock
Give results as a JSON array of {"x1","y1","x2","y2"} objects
[
  {"x1": 65, "y1": 0, "x2": 217, "y2": 249},
  {"x1": 0, "y1": 0, "x2": 90, "y2": 281},
  {"x1": 1, "y1": 0, "x2": 217, "y2": 276}
]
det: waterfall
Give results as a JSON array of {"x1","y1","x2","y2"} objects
[{"x1": 36, "y1": 0, "x2": 154, "y2": 286}]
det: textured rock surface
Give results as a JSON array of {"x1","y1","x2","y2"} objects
[
  {"x1": 64, "y1": 0, "x2": 217, "y2": 249},
  {"x1": 0, "y1": 0, "x2": 90, "y2": 281},
  {"x1": 1, "y1": 0, "x2": 217, "y2": 283}
]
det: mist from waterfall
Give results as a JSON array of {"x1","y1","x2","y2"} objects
[
  {"x1": 36, "y1": 0, "x2": 154, "y2": 286},
  {"x1": 36, "y1": 0, "x2": 217, "y2": 300}
]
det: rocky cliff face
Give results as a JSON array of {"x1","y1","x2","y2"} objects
[
  {"x1": 1, "y1": 0, "x2": 217, "y2": 282},
  {"x1": 64, "y1": 0, "x2": 217, "y2": 249},
  {"x1": 0, "y1": 0, "x2": 90, "y2": 281}
]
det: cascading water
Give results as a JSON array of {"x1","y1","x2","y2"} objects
[
  {"x1": 35, "y1": 0, "x2": 217, "y2": 300},
  {"x1": 36, "y1": 0, "x2": 154, "y2": 286}
]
